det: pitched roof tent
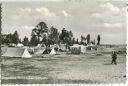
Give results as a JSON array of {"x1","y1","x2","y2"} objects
[
  {"x1": 2, "y1": 47, "x2": 32, "y2": 58},
  {"x1": 34, "y1": 47, "x2": 46, "y2": 55},
  {"x1": 43, "y1": 48, "x2": 56, "y2": 55}
]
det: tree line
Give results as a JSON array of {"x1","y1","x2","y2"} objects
[
  {"x1": 1, "y1": 21, "x2": 101, "y2": 46},
  {"x1": 1, "y1": 31, "x2": 21, "y2": 44}
]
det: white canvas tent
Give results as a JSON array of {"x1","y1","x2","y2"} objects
[
  {"x1": 17, "y1": 43, "x2": 24, "y2": 47},
  {"x1": 36, "y1": 44, "x2": 46, "y2": 48},
  {"x1": 70, "y1": 44, "x2": 86, "y2": 54},
  {"x1": 59, "y1": 44, "x2": 67, "y2": 51},
  {"x1": 86, "y1": 45, "x2": 97, "y2": 51},
  {"x1": 80, "y1": 45, "x2": 86, "y2": 53},
  {"x1": 37, "y1": 44, "x2": 41, "y2": 47},
  {"x1": 70, "y1": 44, "x2": 81, "y2": 54},
  {"x1": 49, "y1": 48, "x2": 56, "y2": 55},
  {"x1": 34, "y1": 47, "x2": 46, "y2": 55},
  {"x1": 43, "y1": 48, "x2": 56, "y2": 55},
  {"x1": 2, "y1": 48, "x2": 32, "y2": 58},
  {"x1": 1, "y1": 47, "x2": 7, "y2": 55}
]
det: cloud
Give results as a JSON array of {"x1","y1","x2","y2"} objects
[
  {"x1": 7, "y1": 25, "x2": 34, "y2": 30},
  {"x1": 21, "y1": 26, "x2": 34, "y2": 30},
  {"x1": 11, "y1": 15, "x2": 21, "y2": 20},
  {"x1": 61, "y1": 10, "x2": 72, "y2": 17},
  {"x1": 103, "y1": 23, "x2": 123, "y2": 28},
  {"x1": 9, "y1": 6, "x2": 74, "y2": 22},
  {"x1": 92, "y1": 2, "x2": 121, "y2": 18},
  {"x1": 100, "y1": 2, "x2": 120, "y2": 14},
  {"x1": 91, "y1": 13, "x2": 101, "y2": 18},
  {"x1": 35, "y1": 7, "x2": 56, "y2": 18},
  {"x1": 91, "y1": 2, "x2": 125, "y2": 26},
  {"x1": 10, "y1": 7, "x2": 57, "y2": 19},
  {"x1": 19, "y1": 8, "x2": 32, "y2": 13},
  {"x1": 61, "y1": 10, "x2": 68, "y2": 17},
  {"x1": 122, "y1": 7, "x2": 127, "y2": 13}
]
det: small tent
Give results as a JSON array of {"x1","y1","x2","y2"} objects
[
  {"x1": 80, "y1": 45, "x2": 86, "y2": 53},
  {"x1": 86, "y1": 45, "x2": 97, "y2": 51},
  {"x1": 9, "y1": 43, "x2": 16, "y2": 47},
  {"x1": 34, "y1": 47, "x2": 46, "y2": 55},
  {"x1": 50, "y1": 44, "x2": 60, "y2": 51},
  {"x1": 59, "y1": 44, "x2": 67, "y2": 51},
  {"x1": 37, "y1": 44, "x2": 41, "y2": 47},
  {"x1": 43, "y1": 48, "x2": 56, "y2": 55},
  {"x1": 17, "y1": 43, "x2": 24, "y2": 47},
  {"x1": 2, "y1": 48, "x2": 32, "y2": 58},
  {"x1": 27, "y1": 47, "x2": 34, "y2": 54},
  {"x1": 36, "y1": 44, "x2": 46, "y2": 48},
  {"x1": 49, "y1": 48, "x2": 56, "y2": 55}
]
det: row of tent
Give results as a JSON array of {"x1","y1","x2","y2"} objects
[
  {"x1": 1, "y1": 43, "x2": 67, "y2": 58},
  {"x1": 5, "y1": 43, "x2": 67, "y2": 51},
  {"x1": 2, "y1": 47, "x2": 57, "y2": 58},
  {"x1": 2, "y1": 48, "x2": 32, "y2": 58},
  {"x1": 2, "y1": 43, "x2": 98, "y2": 58},
  {"x1": 70, "y1": 44, "x2": 97, "y2": 54}
]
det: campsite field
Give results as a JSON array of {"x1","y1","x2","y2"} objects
[{"x1": 1, "y1": 51, "x2": 126, "y2": 84}]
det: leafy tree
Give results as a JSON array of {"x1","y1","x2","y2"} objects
[
  {"x1": 59, "y1": 28, "x2": 74, "y2": 46},
  {"x1": 59, "y1": 28, "x2": 67, "y2": 44},
  {"x1": 12, "y1": 31, "x2": 19, "y2": 44},
  {"x1": 19, "y1": 38, "x2": 22, "y2": 43},
  {"x1": 1, "y1": 35, "x2": 4, "y2": 44},
  {"x1": 49, "y1": 26, "x2": 59, "y2": 44},
  {"x1": 5, "y1": 34, "x2": 13, "y2": 44},
  {"x1": 41, "y1": 35, "x2": 49, "y2": 46},
  {"x1": 87, "y1": 34, "x2": 90, "y2": 44},
  {"x1": 80, "y1": 35, "x2": 84, "y2": 45},
  {"x1": 36, "y1": 22, "x2": 49, "y2": 40},
  {"x1": 97, "y1": 34, "x2": 101, "y2": 45},
  {"x1": 76, "y1": 38, "x2": 79, "y2": 44},
  {"x1": 32, "y1": 21, "x2": 49, "y2": 46},
  {"x1": 66, "y1": 31, "x2": 74, "y2": 46},
  {"x1": 72, "y1": 38, "x2": 75, "y2": 44},
  {"x1": 22, "y1": 36, "x2": 29, "y2": 46},
  {"x1": 93, "y1": 39, "x2": 95, "y2": 45},
  {"x1": 30, "y1": 29, "x2": 39, "y2": 46},
  {"x1": 30, "y1": 35, "x2": 39, "y2": 46}
]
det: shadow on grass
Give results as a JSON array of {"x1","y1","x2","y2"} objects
[{"x1": 1, "y1": 79, "x2": 100, "y2": 84}]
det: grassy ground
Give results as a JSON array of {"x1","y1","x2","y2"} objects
[{"x1": 1, "y1": 52, "x2": 126, "y2": 84}]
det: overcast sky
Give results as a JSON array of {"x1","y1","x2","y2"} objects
[{"x1": 2, "y1": 1, "x2": 126, "y2": 44}]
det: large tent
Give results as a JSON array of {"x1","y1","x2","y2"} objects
[
  {"x1": 34, "y1": 47, "x2": 56, "y2": 55},
  {"x1": 2, "y1": 47, "x2": 32, "y2": 58},
  {"x1": 1, "y1": 47, "x2": 7, "y2": 55},
  {"x1": 34, "y1": 47, "x2": 46, "y2": 55},
  {"x1": 70, "y1": 44, "x2": 81, "y2": 54},
  {"x1": 70, "y1": 44, "x2": 87, "y2": 54}
]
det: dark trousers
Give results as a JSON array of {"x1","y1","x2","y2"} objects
[{"x1": 111, "y1": 59, "x2": 117, "y2": 65}]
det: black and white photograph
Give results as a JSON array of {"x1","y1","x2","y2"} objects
[{"x1": 0, "y1": 0, "x2": 127, "y2": 84}]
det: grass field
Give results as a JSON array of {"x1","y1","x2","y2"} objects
[{"x1": 1, "y1": 51, "x2": 126, "y2": 84}]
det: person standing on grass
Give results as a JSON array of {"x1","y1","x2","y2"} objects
[{"x1": 111, "y1": 51, "x2": 117, "y2": 65}]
